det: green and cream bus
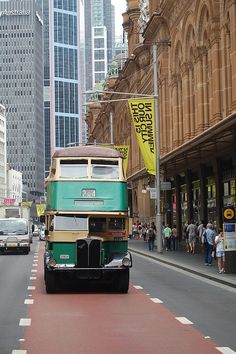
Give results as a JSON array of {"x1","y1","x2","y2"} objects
[{"x1": 44, "y1": 146, "x2": 132, "y2": 293}]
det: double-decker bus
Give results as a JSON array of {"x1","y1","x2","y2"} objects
[{"x1": 44, "y1": 146, "x2": 132, "y2": 293}]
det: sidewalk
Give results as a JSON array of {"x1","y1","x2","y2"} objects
[{"x1": 128, "y1": 238, "x2": 236, "y2": 288}]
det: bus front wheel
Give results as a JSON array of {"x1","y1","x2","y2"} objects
[{"x1": 116, "y1": 269, "x2": 129, "y2": 293}]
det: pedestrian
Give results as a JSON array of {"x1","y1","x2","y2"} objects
[
  {"x1": 171, "y1": 224, "x2": 178, "y2": 251},
  {"x1": 187, "y1": 220, "x2": 198, "y2": 254},
  {"x1": 183, "y1": 221, "x2": 190, "y2": 253},
  {"x1": 137, "y1": 221, "x2": 143, "y2": 239},
  {"x1": 132, "y1": 222, "x2": 138, "y2": 239},
  {"x1": 197, "y1": 220, "x2": 205, "y2": 243},
  {"x1": 203, "y1": 223, "x2": 215, "y2": 266},
  {"x1": 214, "y1": 228, "x2": 225, "y2": 273},
  {"x1": 163, "y1": 223, "x2": 172, "y2": 251},
  {"x1": 147, "y1": 222, "x2": 156, "y2": 251},
  {"x1": 142, "y1": 223, "x2": 147, "y2": 241}
]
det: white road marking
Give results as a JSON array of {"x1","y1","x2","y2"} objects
[
  {"x1": 30, "y1": 276, "x2": 37, "y2": 280},
  {"x1": 204, "y1": 336, "x2": 211, "y2": 339},
  {"x1": 27, "y1": 286, "x2": 36, "y2": 290},
  {"x1": 24, "y1": 299, "x2": 34, "y2": 305},
  {"x1": 150, "y1": 297, "x2": 163, "y2": 304},
  {"x1": 133, "y1": 285, "x2": 143, "y2": 289},
  {"x1": 31, "y1": 269, "x2": 37, "y2": 273},
  {"x1": 12, "y1": 350, "x2": 27, "y2": 354},
  {"x1": 18, "y1": 339, "x2": 25, "y2": 342},
  {"x1": 175, "y1": 317, "x2": 193, "y2": 325},
  {"x1": 28, "y1": 294, "x2": 32, "y2": 297},
  {"x1": 32, "y1": 264, "x2": 38, "y2": 267},
  {"x1": 19, "y1": 318, "x2": 31, "y2": 326},
  {"x1": 146, "y1": 293, "x2": 150, "y2": 295},
  {"x1": 216, "y1": 348, "x2": 236, "y2": 354}
]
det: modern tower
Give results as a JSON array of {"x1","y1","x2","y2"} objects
[
  {"x1": 0, "y1": 0, "x2": 44, "y2": 197},
  {"x1": 84, "y1": 0, "x2": 115, "y2": 90},
  {"x1": 43, "y1": 0, "x2": 84, "y2": 176}
]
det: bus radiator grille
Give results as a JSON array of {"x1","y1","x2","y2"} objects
[{"x1": 76, "y1": 239, "x2": 101, "y2": 268}]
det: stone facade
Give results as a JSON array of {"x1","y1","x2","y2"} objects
[{"x1": 86, "y1": 0, "x2": 236, "y2": 231}]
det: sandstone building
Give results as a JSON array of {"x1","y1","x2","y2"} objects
[{"x1": 86, "y1": 0, "x2": 236, "y2": 239}]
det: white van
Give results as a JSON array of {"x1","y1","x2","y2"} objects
[{"x1": 0, "y1": 218, "x2": 31, "y2": 254}]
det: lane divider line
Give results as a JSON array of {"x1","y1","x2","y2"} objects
[
  {"x1": 204, "y1": 336, "x2": 211, "y2": 339},
  {"x1": 12, "y1": 350, "x2": 27, "y2": 354},
  {"x1": 133, "y1": 285, "x2": 143, "y2": 289},
  {"x1": 27, "y1": 286, "x2": 36, "y2": 290},
  {"x1": 18, "y1": 339, "x2": 25, "y2": 342},
  {"x1": 24, "y1": 299, "x2": 34, "y2": 305},
  {"x1": 216, "y1": 347, "x2": 236, "y2": 354},
  {"x1": 30, "y1": 277, "x2": 36, "y2": 280},
  {"x1": 19, "y1": 318, "x2": 31, "y2": 326},
  {"x1": 150, "y1": 298, "x2": 163, "y2": 304},
  {"x1": 175, "y1": 317, "x2": 193, "y2": 325},
  {"x1": 31, "y1": 270, "x2": 37, "y2": 273}
]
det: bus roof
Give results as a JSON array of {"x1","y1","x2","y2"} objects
[{"x1": 52, "y1": 146, "x2": 122, "y2": 159}]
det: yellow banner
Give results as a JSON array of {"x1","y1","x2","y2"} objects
[
  {"x1": 102, "y1": 145, "x2": 129, "y2": 177},
  {"x1": 36, "y1": 204, "x2": 46, "y2": 217},
  {"x1": 128, "y1": 99, "x2": 156, "y2": 175},
  {"x1": 21, "y1": 201, "x2": 32, "y2": 207},
  {"x1": 114, "y1": 145, "x2": 129, "y2": 176}
]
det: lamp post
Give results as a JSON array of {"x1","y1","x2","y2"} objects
[{"x1": 153, "y1": 44, "x2": 162, "y2": 253}]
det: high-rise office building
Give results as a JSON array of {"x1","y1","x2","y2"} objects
[
  {"x1": 0, "y1": 0, "x2": 44, "y2": 197},
  {"x1": 43, "y1": 0, "x2": 84, "y2": 176},
  {"x1": 84, "y1": 0, "x2": 115, "y2": 90}
]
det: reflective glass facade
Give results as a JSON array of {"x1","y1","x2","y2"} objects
[{"x1": 44, "y1": 0, "x2": 82, "y2": 176}]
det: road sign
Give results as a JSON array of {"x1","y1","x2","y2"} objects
[
  {"x1": 149, "y1": 188, "x2": 156, "y2": 199},
  {"x1": 223, "y1": 207, "x2": 235, "y2": 223},
  {"x1": 160, "y1": 182, "x2": 172, "y2": 190}
]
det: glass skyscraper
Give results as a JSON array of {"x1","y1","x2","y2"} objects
[
  {"x1": 43, "y1": 0, "x2": 84, "y2": 176},
  {"x1": 0, "y1": 0, "x2": 44, "y2": 197}
]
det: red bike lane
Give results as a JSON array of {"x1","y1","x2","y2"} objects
[{"x1": 21, "y1": 243, "x2": 220, "y2": 354}]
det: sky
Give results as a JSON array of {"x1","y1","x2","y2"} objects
[{"x1": 111, "y1": 0, "x2": 127, "y2": 36}]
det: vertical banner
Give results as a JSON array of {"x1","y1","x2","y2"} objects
[
  {"x1": 102, "y1": 145, "x2": 129, "y2": 177},
  {"x1": 36, "y1": 204, "x2": 46, "y2": 217},
  {"x1": 128, "y1": 99, "x2": 156, "y2": 175},
  {"x1": 114, "y1": 145, "x2": 129, "y2": 176}
]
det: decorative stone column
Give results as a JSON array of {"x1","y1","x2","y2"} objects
[
  {"x1": 210, "y1": 29, "x2": 222, "y2": 123},
  {"x1": 189, "y1": 65, "x2": 195, "y2": 138},
  {"x1": 195, "y1": 47, "x2": 204, "y2": 133},
  {"x1": 122, "y1": 0, "x2": 140, "y2": 57},
  {"x1": 202, "y1": 50, "x2": 209, "y2": 128},
  {"x1": 181, "y1": 62, "x2": 190, "y2": 142},
  {"x1": 171, "y1": 75, "x2": 179, "y2": 148}
]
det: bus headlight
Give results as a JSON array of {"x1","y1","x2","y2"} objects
[
  {"x1": 48, "y1": 258, "x2": 56, "y2": 267},
  {"x1": 122, "y1": 253, "x2": 132, "y2": 267}
]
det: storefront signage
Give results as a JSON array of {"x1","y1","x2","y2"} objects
[
  {"x1": 223, "y1": 206, "x2": 235, "y2": 223},
  {"x1": 224, "y1": 223, "x2": 236, "y2": 251},
  {"x1": 0, "y1": 10, "x2": 30, "y2": 18}
]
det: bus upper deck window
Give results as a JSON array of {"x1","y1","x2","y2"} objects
[
  {"x1": 91, "y1": 160, "x2": 119, "y2": 179},
  {"x1": 60, "y1": 160, "x2": 88, "y2": 178},
  {"x1": 92, "y1": 165, "x2": 119, "y2": 179}
]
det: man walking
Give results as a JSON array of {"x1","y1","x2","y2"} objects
[{"x1": 163, "y1": 224, "x2": 172, "y2": 251}]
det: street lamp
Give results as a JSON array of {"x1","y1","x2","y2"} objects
[{"x1": 153, "y1": 43, "x2": 162, "y2": 254}]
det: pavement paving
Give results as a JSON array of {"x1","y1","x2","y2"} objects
[{"x1": 128, "y1": 238, "x2": 236, "y2": 288}]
